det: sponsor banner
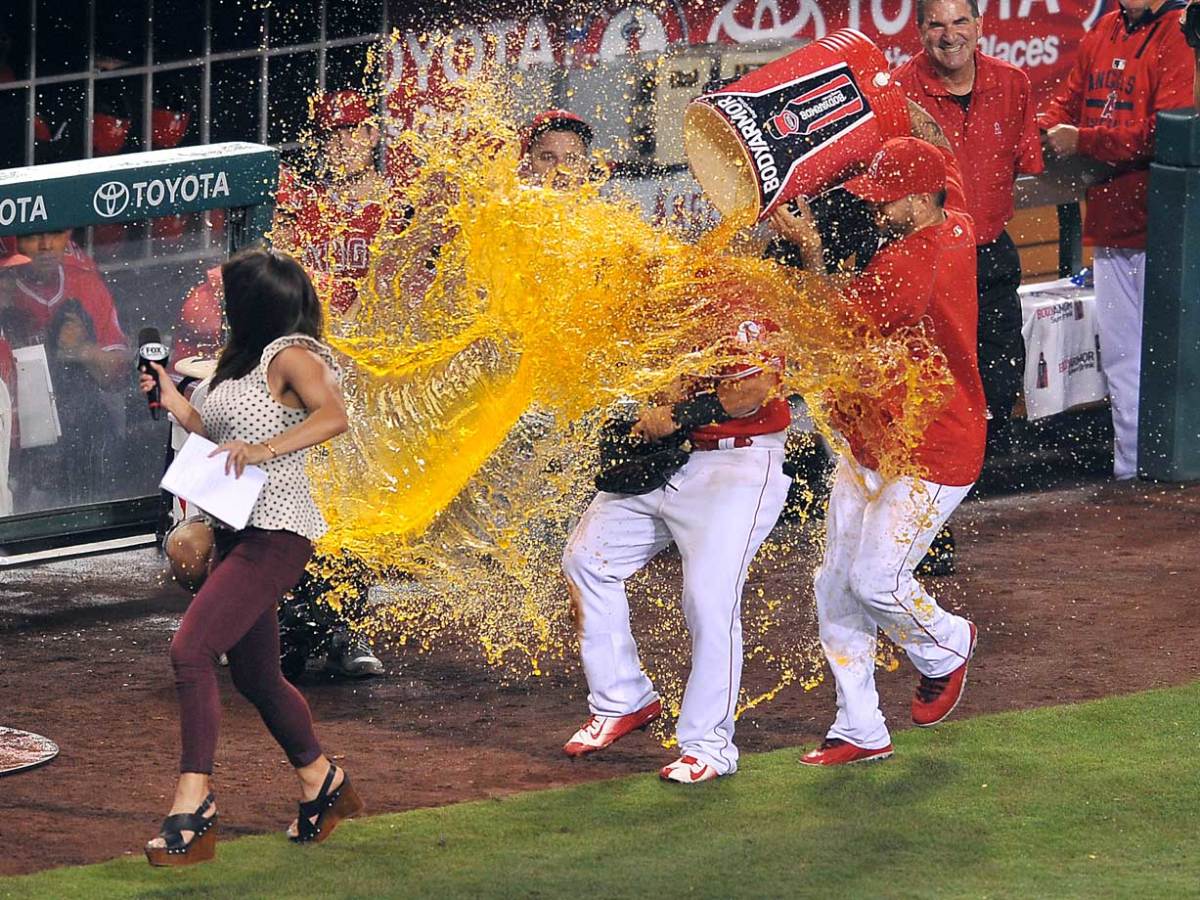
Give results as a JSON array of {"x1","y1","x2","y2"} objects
[
  {"x1": 0, "y1": 143, "x2": 278, "y2": 237},
  {"x1": 688, "y1": 0, "x2": 1095, "y2": 104},
  {"x1": 384, "y1": 0, "x2": 1102, "y2": 120}
]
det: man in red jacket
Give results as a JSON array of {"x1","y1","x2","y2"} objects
[
  {"x1": 1039, "y1": 0, "x2": 1193, "y2": 480},
  {"x1": 771, "y1": 110, "x2": 984, "y2": 766},
  {"x1": 894, "y1": 0, "x2": 1043, "y2": 453},
  {"x1": 560, "y1": 303, "x2": 793, "y2": 784}
]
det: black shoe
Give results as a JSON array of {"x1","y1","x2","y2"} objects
[
  {"x1": 145, "y1": 793, "x2": 218, "y2": 867},
  {"x1": 325, "y1": 629, "x2": 384, "y2": 678}
]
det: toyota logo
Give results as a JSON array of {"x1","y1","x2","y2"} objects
[{"x1": 93, "y1": 181, "x2": 130, "y2": 218}]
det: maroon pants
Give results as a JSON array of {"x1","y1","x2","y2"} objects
[{"x1": 170, "y1": 527, "x2": 322, "y2": 774}]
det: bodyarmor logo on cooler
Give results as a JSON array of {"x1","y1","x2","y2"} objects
[
  {"x1": 92, "y1": 172, "x2": 230, "y2": 219},
  {"x1": 0, "y1": 195, "x2": 48, "y2": 226},
  {"x1": 713, "y1": 95, "x2": 781, "y2": 195},
  {"x1": 764, "y1": 74, "x2": 865, "y2": 140}
]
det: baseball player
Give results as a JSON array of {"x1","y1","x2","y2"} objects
[
  {"x1": 561, "y1": 306, "x2": 793, "y2": 784},
  {"x1": 770, "y1": 105, "x2": 983, "y2": 766},
  {"x1": 1, "y1": 232, "x2": 128, "y2": 512},
  {"x1": 1038, "y1": 0, "x2": 1193, "y2": 480},
  {"x1": 0, "y1": 231, "x2": 127, "y2": 373},
  {"x1": 290, "y1": 93, "x2": 399, "y2": 676},
  {"x1": 296, "y1": 89, "x2": 401, "y2": 322},
  {"x1": 520, "y1": 109, "x2": 594, "y2": 190}
]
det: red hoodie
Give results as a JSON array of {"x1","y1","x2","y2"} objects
[{"x1": 1038, "y1": 1, "x2": 1193, "y2": 248}]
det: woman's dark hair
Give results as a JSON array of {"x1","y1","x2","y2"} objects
[{"x1": 211, "y1": 248, "x2": 323, "y2": 388}]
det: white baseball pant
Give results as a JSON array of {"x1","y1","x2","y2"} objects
[
  {"x1": 1093, "y1": 247, "x2": 1146, "y2": 480},
  {"x1": 562, "y1": 432, "x2": 792, "y2": 775},
  {"x1": 813, "y1": 456, "x2": 974, "y2": 750}
]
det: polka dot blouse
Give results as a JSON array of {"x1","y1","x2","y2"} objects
[{"x1": 201, "y1": 334, "x2": 341, "y2": 541}]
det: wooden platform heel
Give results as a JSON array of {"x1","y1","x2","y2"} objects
[
  {"x1": 289, "y1": 764, "x2": 364, "y2": 844},
  {"x1": 145, "y1": 793, "x2": 218, "y2": 867}
]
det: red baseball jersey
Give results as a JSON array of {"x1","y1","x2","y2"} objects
[
  {"x1": 1037, "y1": 1, "x2": 1193, "y2": 248},
  {"x1": 294, "y1": 185, "x2": 400, "y2": 316},
  {"x1": 843, "y1": 144, "x2": 987, "y2": 486},
  {"x1": 10, "y1": 250, "x2": 127, "y2": 350},
  {"x1": 894, "y1": 50, "x2": 1044, "y2": 246},
  {"x1": 690, "y1": 315, "x2": 791, "y2": 442}
]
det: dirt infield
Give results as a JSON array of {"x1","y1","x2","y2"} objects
[{"x1": 2, "y1": 478, "x2": 1199, "y2": 877}]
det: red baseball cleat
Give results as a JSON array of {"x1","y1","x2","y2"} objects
[
  {"x1": 563, "y1": 698, "x2": 662, "y2": 758},
  {"x1": 659, "y1": 754, "x2": 719, "y2": 783},
  {"x1": 800, "y1": 738, "x2": 894, "y2": 766},
  {"x1": 912, "y1": 621, "x2": 978, "y2": 727}
]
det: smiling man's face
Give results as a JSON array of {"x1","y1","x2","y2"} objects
[{"x1": 919, "y1": 0, "x2": 982, "y2": 78}]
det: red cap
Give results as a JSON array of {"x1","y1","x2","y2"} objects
[
  {"x1": 314, "y1": 90, "x2": 374, "y2": 130},
  {"x1": 522, "y1": 109, "x2": 593, "y2": 155},
  {"x1": 843, "y1": 137, "x2": 946, "y2": 203}
]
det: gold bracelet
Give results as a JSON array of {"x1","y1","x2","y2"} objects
[{"x1": 264, "y1": 441, "x2": 280, "y2": 458}]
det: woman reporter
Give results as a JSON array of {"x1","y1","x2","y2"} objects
[{"x1": 139, "y1": 248, "x2": 361, "y2": 865}]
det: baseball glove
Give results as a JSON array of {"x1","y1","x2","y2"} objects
[{"x1": 594, "y1": 416, "x2": 689, "y2": 495}]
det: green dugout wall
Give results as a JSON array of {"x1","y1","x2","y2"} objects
[{"x1": 1141, "y1": 111, "x2": 1200, "y2": 481}]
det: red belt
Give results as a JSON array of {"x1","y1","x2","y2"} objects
[{"x1": 691, "y1": 436, "x2": 755, "y2": 451}]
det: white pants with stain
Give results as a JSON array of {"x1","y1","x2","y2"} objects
[
  {"x1": 813, "y1": 456, "x2": 974, "y2": 750},
  {"x1": 562, "y1": 433, "x2": 791, "y2": 775}
]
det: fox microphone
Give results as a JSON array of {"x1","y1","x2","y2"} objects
[{"x1": 137, "y1": 327, "x2": 169, "y2": 419}]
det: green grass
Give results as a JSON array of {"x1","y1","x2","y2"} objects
[{"x1": 5, "y1": 683, "x2": 1199, "y2": 900}]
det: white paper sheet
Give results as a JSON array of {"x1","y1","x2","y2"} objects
[
  {"x1": 13, "y1": 345, "x2": 62, "y2": 448},
  {"x1": 160, "y1": 433, "x2": 266, "y2": 530}
]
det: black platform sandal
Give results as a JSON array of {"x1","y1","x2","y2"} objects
[
  {"x1": 289, "y1": 764, "x2": 364, "y2": 844},
  {"x1": 145, "y1": 793, "x2": 218, "y2": 867}
]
